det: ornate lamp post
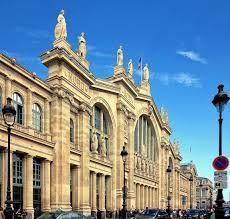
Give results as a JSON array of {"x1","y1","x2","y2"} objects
[
  {"x1": 212, "y1": 84, "x2": 229, "y2": 219},
  {"x1": 166, "y1": 165, "x2": 172, "y2": 218},
  {"x1": 2, "y1": 97, "x2": 16, "y2": 219},
  {"x1": 120, "y1": 146, "x2": 128, "y2": 219},
  {"x1": 189, "y1": 175, "x2": 193, "y2": 209}
]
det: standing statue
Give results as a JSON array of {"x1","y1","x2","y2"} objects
[
  {"x1": 164, "y1": 111, "x2": 169, "y2": 125},
  {"x1": 128, "y1": 59, "x2": 133, "y2": 78},
  {"x1": 117, "y1": 46, "x2": 123, "y2": 66},
  {"x1": 137, "y1": 155, "x2": 141, "y2": 170},
  {"x1": 143, "y1": 64, "x2": 149, "y2": 82},
  {"x1": 91, "y1": 130, "x2": 98, "y2": 153},
  {"x1": 78, "y1": 32, "x2": 87, "y2": 58},
  {"x1": 54, "y1": 10, "x2": 67, "y2": 40},
  {"x1": 101, "y1": 136, "x2": 106, "y2": 157}
]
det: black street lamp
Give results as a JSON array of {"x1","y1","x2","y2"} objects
[
  {"x1": 120, "y1": 146, "x2": 128, "y2": 219},
  {"x1": 2, "y1": 97, "x2": 16, "y2": 219},
  {"x1": 212, "y1": 84, "x2": 229, "y2": 219},
  {"x1": 189, "y1": 175, "x2": 193, "y2": 209},
  {"x1": 166, "y1": 165, "x2": 172, "y2": 218}
]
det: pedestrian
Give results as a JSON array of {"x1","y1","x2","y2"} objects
[{"x1": 0, "y1": 207, "x2": 5, "y2": 219}]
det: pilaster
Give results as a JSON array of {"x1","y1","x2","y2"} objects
[
  {"x1": 99, "y1": 174, "x2": 106, "y2": 219},
  {"x1": 91, "y1": 171, "x2": 97, "y2": 217},
  {"x1": 72, "y1": 166, "x2": 80, "y2": 211},
  {"x1": 26, "y1": 89, "x2": 33, "y2": 128},
  {"x1": 44, "y1": 99, "x2": 50, "y2": 135},
  {"x1": 5, "y1": 76, "x2": 11, "y2": 98}
]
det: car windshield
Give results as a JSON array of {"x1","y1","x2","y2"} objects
[{"x1": 143, "y1": 209, "x2": 158, "y2": 216}]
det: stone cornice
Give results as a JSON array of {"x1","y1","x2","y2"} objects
[
  {"x1": 0, "y1": 53, "x2": 52, "y2": 94},
  {"x1": 92, "y1": 79, "x2": 120, "y2": 94}
]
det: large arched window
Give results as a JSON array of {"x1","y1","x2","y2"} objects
[
  {"x1": 12, "y1": 93, "x2": 23, "y2": 125},
  {"x1": 90, "y1": 105, "x2": 109, "y2": 156},
  {"x1": 134, "y1": 115, "x2": 155, "y2": 160},
  {"x1": 32, "y1": 103, "x2": 42, "y2": 131},
  {"x1": 70, "y1": 119, "x2": 74, "y2": 143}
]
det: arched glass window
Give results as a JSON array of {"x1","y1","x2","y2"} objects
[
  {"x1": 70, "y1": 119, "x2": 74, "y2": 143},
  {"x1": 12, "y1": 93, "x2": 23, "y2": 125},
  {"x1": 32, "y1": 103, "x2": 42, "y2": 131},
  {"x1": 90, "y1": 105, "x2": 109, "y2": 156},
  {"x1": 134, "y1": 115, "x2": 155, "y2": 161}
]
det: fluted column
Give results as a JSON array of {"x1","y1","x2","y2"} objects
[
  {"x1": 91, "y1": 171, "x2": 97, "y2": 217},
  {"x1": 1, "y1": 149, "x2": 13, "y2": 208},
  {"x1": 23, "y1": 155, "x2": 34, "y2": 216},
  {"x1": 140, "y1": 185, "x2": 144, "y2": 210},
  {"x1": 99, "y1": 174, "x2": 106, "y2": 219},
  {"x1": 41, "y1": 159, "x2": 51, "y2": 212},
  {"x1": 105, "y1": 176, "x2": 112, "y2": 211},
  {"x1": 145, "y1": 186, "x2": 148, "y2": 208},
  {"x1": 136, "y1": 184, "x2": 140, "y2": 209}
]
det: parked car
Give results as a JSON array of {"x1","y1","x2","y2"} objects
[
  {"x1": 224, "y1": 208, "x2": 230, "y2": 219},
  {"x1": 135, "y1": 209, "x2": 169, "y2": 219},
  {"x1": 186, "y1": 209, "x2": 202, "y2": 219}
]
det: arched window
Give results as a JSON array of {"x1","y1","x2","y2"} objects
[
  {"x1": 32, "y1": 103, "x2": 42, "y2": 131},
  {"x1": 134, "y1": 115, "x2": 155, "y2": 161},
  {"x1": 90, "y1": 105, "x2": 109, "y2": 156},
  {"x1": 70, "y1": 119, "x2": 74, "y2": 143},
  {"x1": 12, "y1": 93, "x2": 23, "y2": 125}
]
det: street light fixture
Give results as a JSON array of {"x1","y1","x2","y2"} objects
[
  {"x1": 212, "y1": 84, "x2": 229, "y2": 219},
  {"x1": 189, "y1": 175, "x2": 193, "y2": 209},
  {"x1": 120, "y1": 146, "x2": 128, "y2": 219},
  {"x1": 2, "y1": 97, "x2": 16, "y2": 219},
  {"x1": 166, "y1": 165, "x2": 172, "y2": 218}
]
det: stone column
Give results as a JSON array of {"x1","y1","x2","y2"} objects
[
  {"x1": 136, "y1": 184, "x2": 140, "y2": 209},
  {"x1": 23, "y1": 155, "x2": 34, "y2": 216},
  {"x1": 26, "y1": 89, "x2": 33, "y2": 128},
  {"x1": 5, "y1": 76, "x2": 12, "y2": 99},
  {"x1": 105, "y1": 176, "x2": 112, "y2": 211},
  {"x1": 72, "y1": 166, "x2": 80, "y2": 211},
  {"x1": 99, "y1": 174, "x2": 106, "y2": 219},
  {"x1": 41, "y1": 159, "x2": 51, "y2": 212},
  {"x1": 144, "y1": 186, "x2": 148, "y2": 208},
  {"x1": 91, "y1": 171, "x2": 97, "y2": 217},
  {"x1": 127, "y1": 113, "x2": 135, "y2": 209},
  {"x1": 44, "y1": 99, "x2": 50, "y2": 135},
  {"x1": 1, "y1": 149, "x2": 13, "y2": 208},
  {"x1": 140, "y1": 185, "x2": 144, "y2": 210},
  {"x1": 79, "y1": 104, "x2": 91, "y2": 215}
]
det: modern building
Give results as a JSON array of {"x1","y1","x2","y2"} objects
[
  {"x1": 0, "y1": 10, "x2": 197, "y2": 218},
  {"x1": 196, "y1": 177, "x2": 213, "y2": 209}
]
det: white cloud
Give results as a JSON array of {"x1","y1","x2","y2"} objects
[
  {"x1": 87, "y1": 45, "x2": 114, "y2": 58},
  {"x1": 156, "y1": 72, "x2": 202, "y2": 88},
  {"x1": 176, "y1": 50, "x2": 207, "y2": 64}
]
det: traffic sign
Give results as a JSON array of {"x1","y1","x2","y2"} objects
[
  {"x1": 212, "y1": 156, "x2": 229, "y2": 171},
  {"x1": 214, "y1": 171, "x2": 228, "y2": 189}
]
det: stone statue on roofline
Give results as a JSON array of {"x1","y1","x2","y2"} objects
[
  {"x1": 143, "y1": 64, "x2": 149, "y2": 82},
  {"x1": 127, "y1": 59, "x2": 133, "y2": 79},
  {"x1": 160, "y1": 106, "x2": 169, "y2": 125},
  {"x1": 78, "y1": 32, "x2": 87, "y2": 58},
  {"x1": 54, "y1": 10, "x2": 67, "y2": 40},
  {"x1": 117, "y1": 46, "x2": 123, "y2": 66}
]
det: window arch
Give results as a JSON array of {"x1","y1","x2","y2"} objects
[
  {"x1": 90, "y1": 104, "x2": 110, "y2": 157},
  {"x1": 32, "y1": 103, "x2": 42, "y2": 131},
  {"x1": 12, "y1": 93, "x2": 23, "y2": 125},
  {"x1": 134, "y1": 115, "x2": 156, "y2": 161},
  {"x1": 70, "y1": 118, "x2": 74, "y2": 143}
]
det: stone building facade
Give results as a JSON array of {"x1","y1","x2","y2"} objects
[
  {"x1": 196, "y1": 177, "x2": 213, "y2": 209},
  {"x1": 0, "y1": 10, "x2": 197, "y2": 218}
]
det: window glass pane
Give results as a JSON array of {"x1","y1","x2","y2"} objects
[
  {"x1": 70, "y1": 119, "x2": 74, "y2": 143},
  {"x1": 134, "y1": 124, "x2": 138, "y2": 152},
  {"x1": 103, "y1": 114, "x2": 108, "y2": 134},
  {"x1": 94, "y1": 106, "x2": 101, "y2": 130},
  {"x1": 139, "y1": 117, "x2": 142, "y2": 153}
]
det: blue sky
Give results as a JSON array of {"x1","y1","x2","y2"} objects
[{"x1": 0, "y1": 0, "x2": 229, "y2": 200}]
